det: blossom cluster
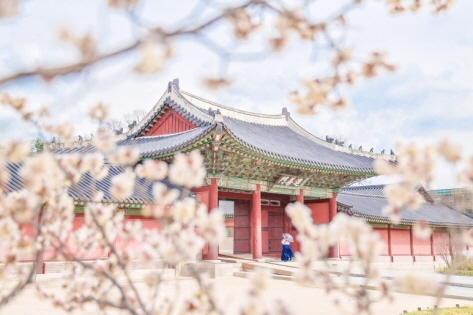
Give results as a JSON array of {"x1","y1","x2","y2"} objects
[
  {"x1": 286, "y1": 202, "x2": 392, "y2": 312},
  {"x1": 375, "y1": 140, "x2": 473, "y2": 243},
  {"x1": 0, "y1": 100, "x2": 230, "y2": 314}
]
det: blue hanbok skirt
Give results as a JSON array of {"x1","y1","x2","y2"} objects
[{"x1": 281, "y1": 244, "x2": 293, "y2": 261}]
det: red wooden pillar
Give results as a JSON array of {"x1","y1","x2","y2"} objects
[
  {"x1": 409, "y1": 226, "x2": 415, "y2": 262},
  {"x1": 252, "y1": 184, "x2": 262, "y2": 260},
  {"x1": 206, "y1": 178, "x2": 219, "y2": 260},
  {"x1": 430, "y1": 233, "x2": 435, "y2": 261},
  {"x1": 35, "y1": 208, "x2": 45, "y2": 274},
  {"x1": 296, "y1": 189, "x2": 304, "y2": 203},
  {"x1": 36, "y1": 252, "x2": 45, "y2": 274},
  {"x1": 328, "y1": 194, "x2": 339, "y2": 258},
  {"x1": 388, "y1": 224, "x2": 393, "y2": 262}
]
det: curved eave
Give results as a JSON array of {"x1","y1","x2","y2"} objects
[
  {"x1": 180, "y1": 89, "x2": 396, "y2": 162},
  {"x1": 222, "y1": 128, "x2": 376, "y2": 175},
  {"x1": 131, "y1": 126, "x2": 215, "y2": 159},
  {"x1": 140, "y1": 128, "x2": 216, "y2": 160},
  {"x1": 339, "y1": 208, "x2": 473, "y2": 228}
]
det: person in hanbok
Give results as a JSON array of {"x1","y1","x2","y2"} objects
[{"x1": 281, "y1": 233, "x2": 293, "y2": 261}]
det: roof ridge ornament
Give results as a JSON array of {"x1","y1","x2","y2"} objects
[
  {"x1": 172, "y1": 78, "x2": 180, "y2": 91},
  {"x1": 214, "y1": 109, "x2": 223, "y2": 122},
  {"x1": 282, "y1": 107, "x2": 290, "y2": 120}
]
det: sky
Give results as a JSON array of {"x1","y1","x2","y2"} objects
[{"x1": 1, "y1": 0, "x2": 472, "y2": 189}]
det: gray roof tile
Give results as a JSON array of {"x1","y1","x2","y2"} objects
[
  {"x1": 52, "y1": 126, "x2": 213, "y2": 157},
  {"x1": 223, "y1": 117, "x2": 375, "y2": 172},
  {"x1": 338, "y1": 185, "x2": 473, "y2": 227},
  {"x1": 3, "y1": 163, "x2": 186, "y2": 205}
]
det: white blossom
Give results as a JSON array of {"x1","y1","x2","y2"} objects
[
  {"x1": 88, "y1": 103, "x2": 109, "y2": 121},
  {"x1": 92, "y1": 127, "x2": 116, "y2": 152},
  {"x1": 108, "y1": 146, "x2": 140, "y2": 166},
  {"x1": 382, "y1": 205, "x2": 401, "y2": 224},
  {"x1": 285, "y1": 202, "x2": 313, "y2": 232},
  {"x1": 463, "y1": 228, "x2": 473, "y2": 246},
  {"x1": 412, "y1": 221, "x2": 432, "y2": 239},
  {"x1": 168, "y1": 151, "x2": 206, "y2": 188},
  {"x1": 3, "y1": 139, "x2": 31, "y2": 163},
  {"x1": 437, "y1": 139, "x2": 461, "y2": 163},
  {"x1": 199, "y1": 208, "x2": 226, "y2": 244},
  {"x1": 79, "y1": 153, "x2": 105, "y2": 173},
  {"x1": 135, "y1": 159, "x2": 168, "y2": 180},
  {"x1": 396, "y1": 272, "x2": 439, "y2": 294},
  {"x1": 110, "y1": 168, "x2": 135, "y2": 200},
  {"x1": 152, "y1": 182, "x2": 179, "y2": 205}
]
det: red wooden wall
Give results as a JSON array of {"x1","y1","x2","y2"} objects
[
  {"x1": 305, "y1": 200, "x2": 330, "y2": 224},
  {"x1": 433, "y1": 231, "x2": 449, "y2": 255},
  {"x1": 390, "y1": 228, "x2": 411, "y2": 255},
  {"x1": 339, "y1": 228, "x2": 389, "y2": 257},
  {"x1": 143, "y1": 107, "x2": 196, "y2": 136},
  {"x1": 412, "y1": 234, "x2": 431, "y2": 255},
  {"x1": 374, "y1": 228, "x2": 389, "y2": 256}
]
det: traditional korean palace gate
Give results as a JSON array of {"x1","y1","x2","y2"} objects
[
  {"x1": 38, "y1": 79, "x2": 473, "y2": 268},
  {"x1": 110, "y1": 79, "x2": 383, "y2": 260}
]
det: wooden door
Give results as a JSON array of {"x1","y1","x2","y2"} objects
[
  {"x1": 233, "y1": 200, "x2": 250, "y2": 254},
  {"x1": 268, "y1": 211, "x2": 284, "y2": 253}
]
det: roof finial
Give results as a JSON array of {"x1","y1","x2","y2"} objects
[
  {"x1": 282, "y1": 107, "x2": 290, "y2": 120},
  {"x1": 172, "y1": 78, "x2": 180, "y2": 91},
  {"x1": 214, "y1": 111, "x2": 223, "y2": 122}
]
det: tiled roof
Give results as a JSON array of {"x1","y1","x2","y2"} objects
[
  {"x1": 69, "y1": 166, "x2": 185, "y2": 204},
  {"x1": 340, "y1": 185, "x2": 385, "y2": 197},
  {"x1": 338, "y1": 185, "x2": 473, "y2": 227},
  {"x1": 3, "y1": 163, "x2": 186, "y2": 205},
  {"x1": 122, "y1": 126, "x2": 213, "y2": 158},
  {"x1": 223, "y1": 117, "x2": 376, "y2": 172},
  {"x1": 51, "y1": 126, "x2": 214, "y2": 157},
  {"x1": 46, "y1": 79, "x2": 392, "y2": 173}
]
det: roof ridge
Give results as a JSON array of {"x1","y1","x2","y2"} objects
[
  {"x1": 180, "y1": 90, "x2": 289, "y2": 122},
  {"x1": 339, "y1": 192, "x2": 386, "y2": 198},
  {"x1": 180, "y1": 89, "x2": 394, "y2": 161},
  {"x1": 120, "y1": 86, "x2": 214, "y2": 140},
  {"x1": 342, "y1": 184, "x2": 386, "y2": 190},
  {"x1": 131, "y1": 126, "x2": 209, "y2": 140}
]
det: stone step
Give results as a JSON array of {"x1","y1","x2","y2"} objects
[{"x1": 234, "y1": 271, "x2": 293, "y2": 281}]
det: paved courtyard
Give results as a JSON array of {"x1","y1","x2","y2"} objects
[{"x1": 1, "y1": 272, "x2": 471, "y2": 315}]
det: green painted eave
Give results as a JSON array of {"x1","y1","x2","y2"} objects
[
  {"x1": 208, "y1": 174, "x2": 335, "y2": 198},
  {"x1": 221, "y1": 137, "x2": 376, "y2": 176}
]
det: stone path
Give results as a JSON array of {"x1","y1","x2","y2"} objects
[
  {"x1": 2, "y1": 255, "x2": 473, "y2": 315},
  {"x1": 1, "y1": 274, "x2": 471, "y2": 315}
]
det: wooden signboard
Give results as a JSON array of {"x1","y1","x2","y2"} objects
[{"x1": 274, "y1": 175, "x2": 308, "y2": 188}]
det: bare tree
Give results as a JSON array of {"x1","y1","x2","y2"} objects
[
  {"x1": 123, "y1": 110, "x2": 146, "y2": 126},
  {"x1": 435, "y1": 232, "x2": 462, "y2": 269},
  {"x1": 106, "y1": 118, "x2": 125, "y2": 134}
]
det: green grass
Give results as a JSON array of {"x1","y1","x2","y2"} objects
[
  {"x1": 405, "y1": 307, "x2": 473, "y2": 314},
  {"x1": 437, "y1": 255, "x2": 473, "y2": 276},
  {"x1": 438, "y1": 270, "x2": 473, "y2": 276},
  {"x1": 452, "y1": 270, "x2": 473, "y2": 277}
]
